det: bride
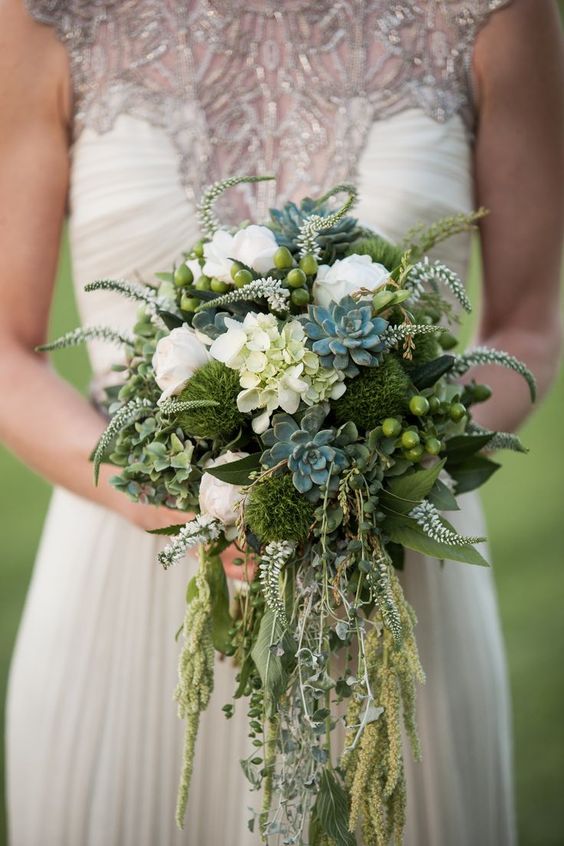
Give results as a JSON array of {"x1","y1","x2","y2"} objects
[{"x1": 2, "y1": 1, "x2": 562, "y2": 844}]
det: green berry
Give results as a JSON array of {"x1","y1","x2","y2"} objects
[
  {"x1": 174, "y1": 263, "x2": 194, "y2": 287},
  {"x1": 449, "y1": 402, "x2": 467, "y2": 422},
  {"x1": 401, "y1": 430, "x2": 420, "y2": 450},
  {"x1": 180, "y1": 294, "x2": 200, "y2": 312},
  {"x1": 273, "y1": 246, "x2": 294, "y2": 270},
  {"x1": 405, "y1": 445, "x2": 424, "y2": 462},
  {"x1": 439, "y1": 331, "x2": 458, "y2": 351},
  {"x1": 194, "y1": 274, "x2": 211, "y2": 291},
  {"x1": 472, "y1": 383, "x2": 493, "y2": 402},
  {"x1": 382, "y1": 417, "x2": 402, "y2": 438},
  {"x1": 234, "y1": 269, "x2": 253, "y2": 288},
  {"x1": 299, "y1": 254, "x2": 318, "y2": 275},
  {"x1": 230, "y1": 261, "x2": 243, "y2": 280},
  {"x1": 210, "y1": 277, "x2": 230, "y2": 294},
  {"x1": 425, "y1": 437, "x2": 442, "y2": 455},
  {"x1": 287, "y1": 268, "x2": 307, "y2": 288},
  {"x1": 428, "y1": 396, "x2": 441, "y2": 414},
  {"x1": 409, "y1": 395, "x2": 430, "y2": 416},
  {"x1": 290, "y1": 287, "x2": 310, "y2": 307},
  {"x1": 193, "y1": 241, "x2": 204, "y2": 258}
]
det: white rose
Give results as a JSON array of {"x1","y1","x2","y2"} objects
[
  {"x1": 199, "y1": 450, "x2": 249, "y2": 526},
  {"x1": 203, "y1": 225, "x2": 279, "y2": 282},
  {"x1": 152, "y1": 324, "x2": 210, "y2": 402},
  {"x1": 313, "y1": 254, "x2": 389, "y2": 308}
]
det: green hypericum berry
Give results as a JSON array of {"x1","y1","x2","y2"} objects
[
  {"x1": 210, "y1": 277, "x2": 230, "y2": 293},
  {"x1": 174, "y1": 263, "x2": 194, "y2": 287},
  {"x1": 401, "y1": 430, "x2": 420, "y2": 449},
  {"x1": 299, "y1": 254, "x2": 318, "y2": 275},
  {"x1": 230, "y1": 261, "x2": 243, "y2": 280},
  {"x1": 287, "y1": 268, "x2": 307, "y2": 288},
  {"x1": 439, "y1": 331, "x2": 458, "y2": 350},
  {"x1": 428, "y1": 396, "x2": 441, "y2": 414},
  {"x1": 424, "y1": 437, "x2": 442, "y2": 455},
  {"x1": 193, "y1": 241, "x2": 204, "y2": 258},
  {"x1": 194, "y1": 274, "x2": 211, "y2": 291},
  {"x1": 274, "y1": 245, "x2": 294, "y2": 270},
  {"x1": 409, "y1": 395, "x2": 430, "y2": 416},
  {"x1": 472, "y1": 383, "x2": 493, "y2": 402},
  {"x1": 382, "y1": 417, "x2": 402, "y2": 438},
  {"x1": 234, "y1": 269, "x2": 253, "y2": 288},
  {"x1": 180, "y1": 294, "x2": 200, "y2": 312},
  {"x1": 449, "y1": 402, "x2": 467, "y2": 422},
  {"x1": 290, "y1": 287, "x2": 310, "y2": 307},
  {"x1": 405, "y1": 445, "x2": 424, "y2": 462}
]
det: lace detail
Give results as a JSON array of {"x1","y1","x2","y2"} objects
[{"x1": 25, "y1": 0, "x2": 512, "y2": 221}]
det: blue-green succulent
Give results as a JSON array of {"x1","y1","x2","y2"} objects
[
  {"x1": 302, "y1": 296, "x2": 388, "y2": 377},
  {"x1": 261, "y1": 410, "x2": 348, "y2": 500}
]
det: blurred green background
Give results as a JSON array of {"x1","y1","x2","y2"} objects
[{"x1": 1, "y1": 230, "x2": 563, "y2": 844}]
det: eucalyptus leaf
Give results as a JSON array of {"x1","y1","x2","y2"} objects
[
  {"x1": 314, "y1": 768, "x2": 356, "y2": 846},
  {"x1": 206, "y1": 453, "x2": 261, "y2": 485}
]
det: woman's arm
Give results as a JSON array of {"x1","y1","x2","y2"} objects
[
  {"x1": 469, "y1": 0, "x2": 564, "y2": 433},
  {"x1": 0, "y1": 2, "x2": 186, "y2": 531}
]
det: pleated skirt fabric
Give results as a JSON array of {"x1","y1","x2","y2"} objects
[{"x1": 6, "y1": 487, "x2": 516, "y2": 846}]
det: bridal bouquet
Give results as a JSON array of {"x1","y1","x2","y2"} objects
[{"x1": 41, "y1": 176, "x2": 533, "y2": 845}]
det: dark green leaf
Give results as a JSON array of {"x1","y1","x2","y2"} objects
[
  {"x1": 428, "y1": 479, "x2": 460, "y2": 511},
  {"x1": 447, "y1": 454, "x2": 500, "y2": 494},
  {"x1": 314, "y1": 768, "x2": 356, "y2": 846},
  {"x1": 251, "y1": 608, "x2": 295, "y2": 716},
  {"x1": 410, "y1": 355, "x2": 455, "y2": 390},
  {"x1": 444, "y1": 434, "x2": 494, "y2": 461},
  {"x1": 206, "y1": 554, "x2": 233, "y2": 653},
  {"x1": 146, "y1": 523, "x2": 185, "y2": 536},
  {"x1": 381, "y1": 459, "x2": 445, "y2": 514},
  {"x1": 157, "y1": 310, "x2": 184, "y2": 330},
  {"x1": 206, "y1": 453, "x2": 261, "y2": 485},
  {"x1": 385, "y1": 516, "x2": 489, "y2": 566}
]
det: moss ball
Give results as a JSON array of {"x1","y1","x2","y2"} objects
[
  {"x1": 332, "y1": 355, "x2": 412, "y2": 430},
  {"x1": 177, "y1": 360, "x2": 245, "y2": 440},
  {"x1": 346, "y1": 236, "x2": 405, "y2": 271},
  {"x1": 246, "y1": 474, "x2": 316, "y2": 543},
  {"x1": 404, "y1": 332, "x2": 441, "y2": 368}
]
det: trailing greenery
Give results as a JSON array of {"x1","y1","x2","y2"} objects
[
  {"x1": 174, "y1": 548, "x2": 216, "y2": 828},
  {"x1": 36, "y1": 325, "x2": 134, "y2": 353},
  {"x1": 297, "y1": 184, "x2": 358, "y2": 259},
  {"x1": 196, "y1": 174, "x2": 275, "y2": 239},
  {"x1": 332, "y1": 355, "x2": 412, "y2": 429},
  {"x1": 176, "y1": 361, "x2": 245, "y2": 441},
  {"x1": 246, "y1": 474, "x2": 316, "y2": 542},
  {"x1": 452, "y1": 346, "x2": 537, "y2": 402},
  {"x1": 402, "y1": 208, "x2": 488, "y2": 260}
]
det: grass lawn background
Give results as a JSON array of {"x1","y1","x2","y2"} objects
[{"x1": 0, "y1": 232, "x2": 563, "y2": 845}]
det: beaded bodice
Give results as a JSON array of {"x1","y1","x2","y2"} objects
[{"x1": 26, "y1": 0, "x2": 510, "y2": 220}]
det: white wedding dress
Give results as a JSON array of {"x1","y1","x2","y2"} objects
[{"x1": 7, "y1": 2, "x2": 516, "y2": 845}]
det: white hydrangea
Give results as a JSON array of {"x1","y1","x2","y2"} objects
[{"x1": 209, "y1": 312, "x2": 345, "y2": 433}]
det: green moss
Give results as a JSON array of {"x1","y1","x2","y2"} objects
[
  {"x1": 246, "y1": 474, "x2": 316, "y2": 543},
  {"x1": 332, "y1": 356, "x2": 412, "y2": 430},
  {"x1": 177, "y1": 360, "x2": 245, "y2": 440},
  {"x1": 404, "y1": 332, "x2": 441, "y2": 368},
  {"x1": 346, "y1": 236, "x2": 405, "y2": 271}
]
